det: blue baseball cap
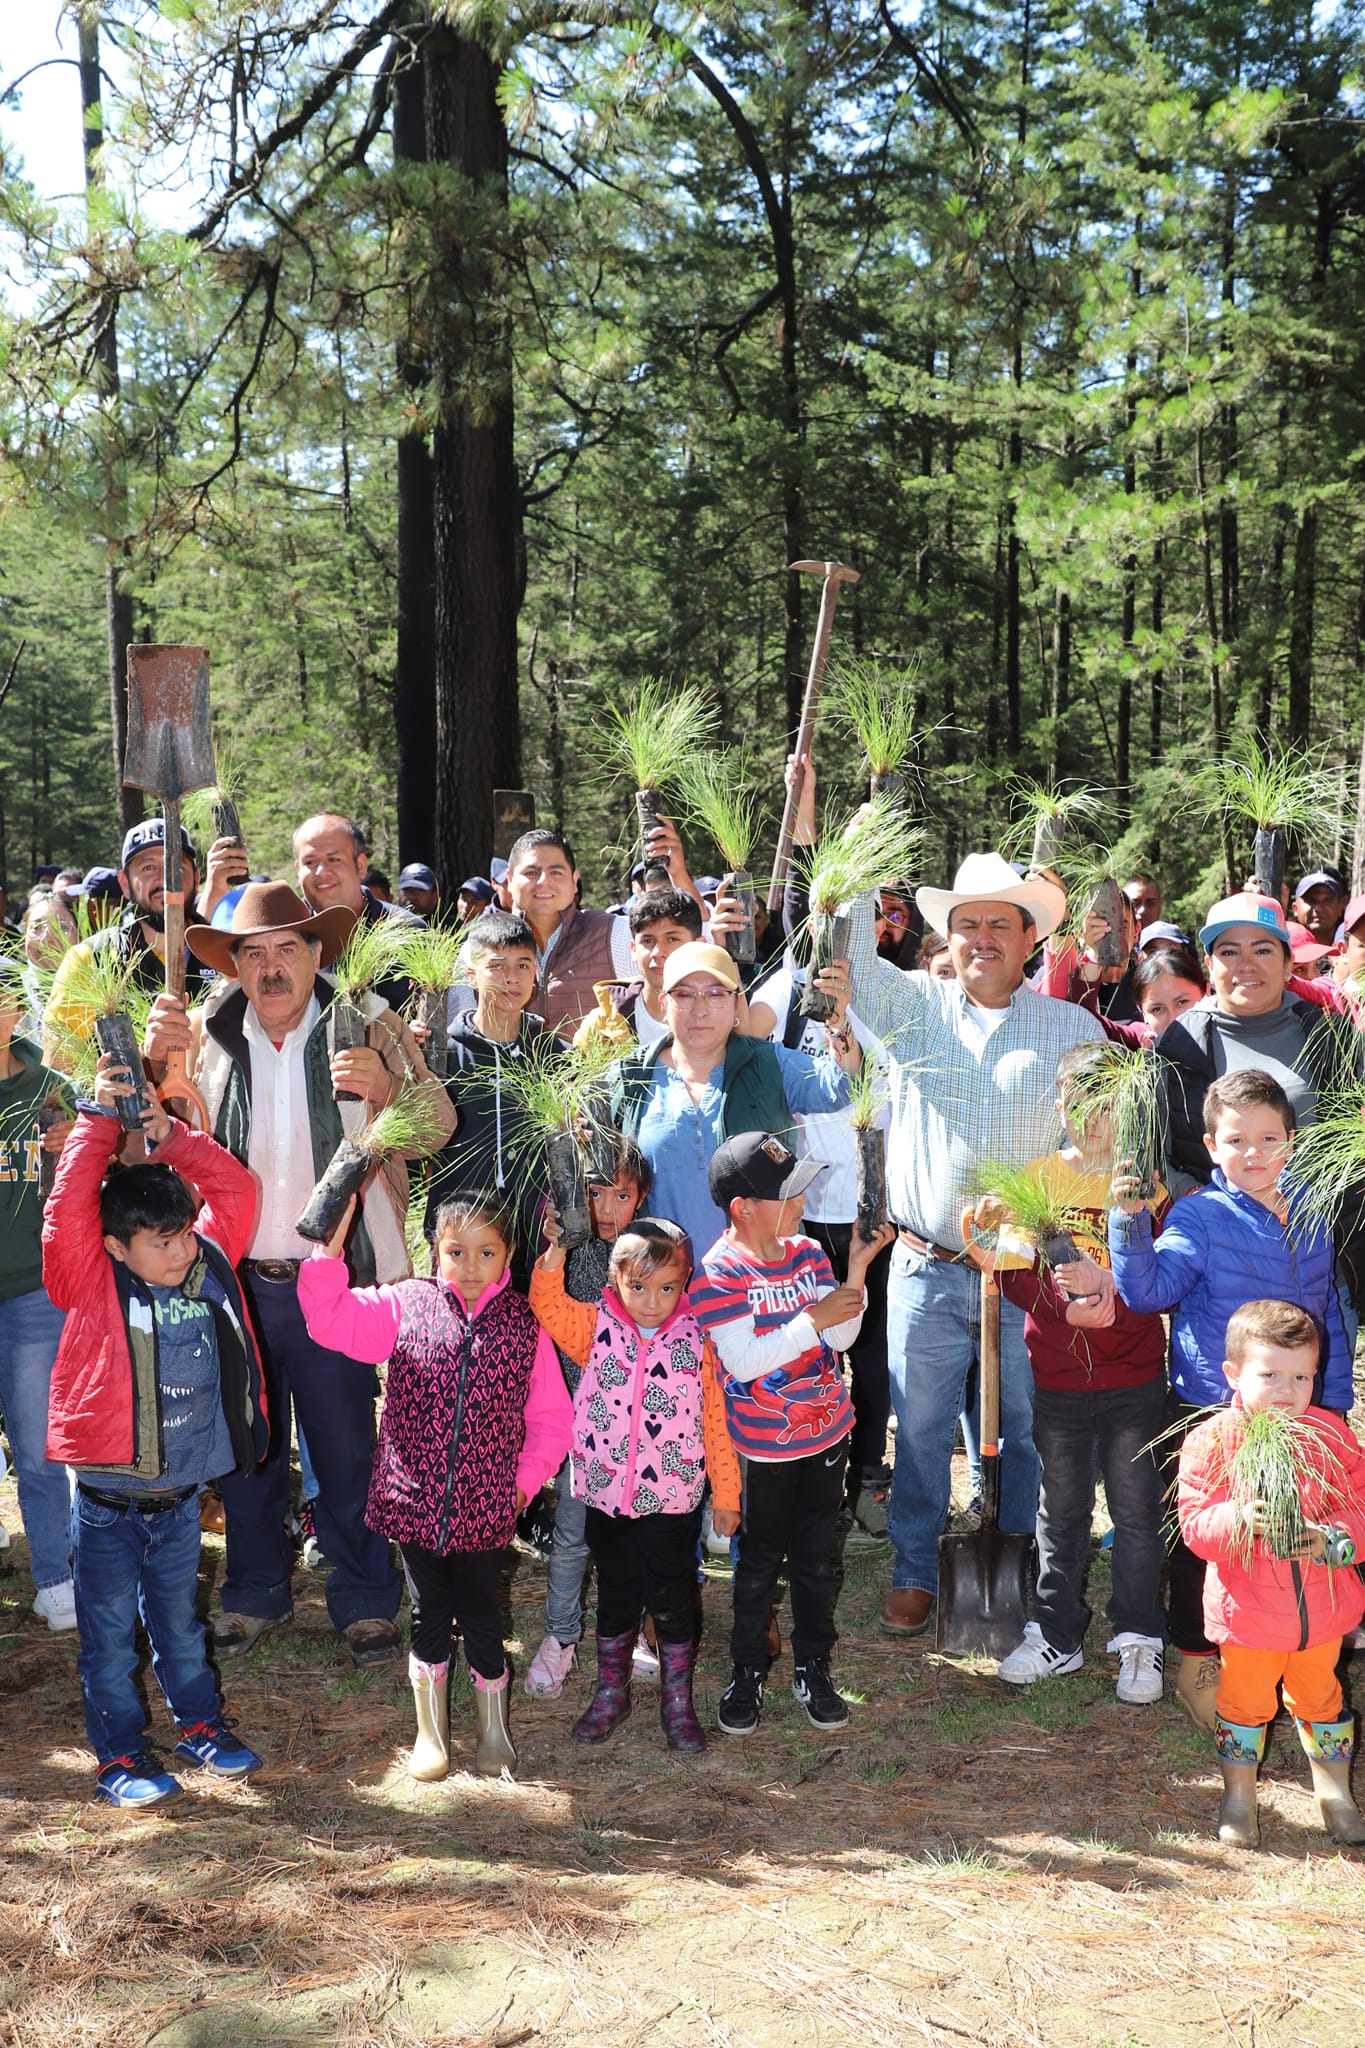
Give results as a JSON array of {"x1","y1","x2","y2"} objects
[
  {"x1": 1136, "y1": 920, "x2": 1193, "y2": 953},
  {"x1": 76, "y1": 865, "x2": 123, "y2": 902},
  {"x1": 1198, "y1": 892, "x2": 1290, "y2": 953},
  {"x1": 121, "y1": 818, "x2": 196, "y2": 869},
  {"x1": 398, "y1": 862, "x2": 438, "y2": 892},
  {"x1": 489, "y1": 857, "x2": 509, "y2": 885}
]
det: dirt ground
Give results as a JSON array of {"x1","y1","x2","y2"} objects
[{"x1": 4, "y1": 1467, "x2": 1365, "y2": 2048}]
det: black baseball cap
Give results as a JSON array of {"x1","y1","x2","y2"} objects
[{"x1": 708, "y1": 1131, "x2": 826, "y2": 1209}]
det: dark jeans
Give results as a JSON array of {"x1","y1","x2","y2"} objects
[
  {"x1": 585, "y1": 1504, "x2": 703, "y2": 1644},
  {"x1": 1031, "y1": 1377, "x2": 1167, "y2": 1654},
  {"x1": 804, "y1": 1221, "x2": 891, "y2": 1482},
  {"x1": 218, "y1": 1275, "x2": 400, "y2": 1632},
  {"x1": 72, "y1": 1487, "x2": 220, "y2": 1765},
  {"x1": 399, "y1": 1543, "x2": 506, "y2": 1679},
  {"x1": 732, "y1": 1438, "x2": 849, "y2": 1668},
  {"x1": 1161, "y1": 1391, "x2": 1215, "y2": 1655}
]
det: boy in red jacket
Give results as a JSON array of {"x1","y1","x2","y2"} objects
[
  {"x1": 42, "y1": 1057, "x2": 269, "y2": 1810},
  {"x1": 1178, "y1": 1299, "x2": 1365, "y2": 1849}
]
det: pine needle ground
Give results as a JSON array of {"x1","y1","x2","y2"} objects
[{"x1": 4, "y1": 1399, "x2": 1365, "y2": 2047}]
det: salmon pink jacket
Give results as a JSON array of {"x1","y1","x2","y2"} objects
[
  {"x1": 298, "y1": 1250, "x2": 571, "y2": 1555},
  {"x1": 529, "y1": 1256, "x2": 740, "y2": 1521},
  {"x1": 1178, "y1": 1398, "x2": 1365, "y2": 1652}
]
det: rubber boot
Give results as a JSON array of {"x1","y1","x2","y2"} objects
[
  {"x1": 1297, "y1": 1717, "x2": 1365, "y2": 1845},
  {"x1": 408, "y1": 1655, "x2": 449, "y2": 1782},
  {"x1": 1214, "y1": 1718, "x2": 1267, "y2": 1848},
  {"x1": 657, "y1": 1636, "x2": 706, "y2": 1754},
  {"x1": 571, "y1": 1629, "x2": 635, "y2": 1745},
  {"x1": 1175, "y1": 1649, "x2": 1220, "y2": 1730},
  {"x1": 472, "y1": 1667, "x2": 517, "y2": 1777}
]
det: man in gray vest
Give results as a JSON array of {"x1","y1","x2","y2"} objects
[{"x1": 141, "y1": 884, "x2": 454, "y2": 1665}]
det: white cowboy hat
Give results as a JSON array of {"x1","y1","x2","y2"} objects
[{"x1": 916, "y1": 851, "x2": 1065, "y2": 941}]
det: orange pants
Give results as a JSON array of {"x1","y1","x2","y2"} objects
[{"x1": 1216, "y1": 1640, "x2": 1343, "y2": 1727}]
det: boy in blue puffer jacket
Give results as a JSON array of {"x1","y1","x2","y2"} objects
[{"x1": 1109, "y1": 1066, "x2": 1351, "y2": 1730}]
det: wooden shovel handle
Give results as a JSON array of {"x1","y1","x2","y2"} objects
[
  {"x1": 960, "y1": 1204, "x2": 1001, "y2": 1456},
  {"x1": 159, "y1": 1049, "x2": 209, "y2": 1133}
]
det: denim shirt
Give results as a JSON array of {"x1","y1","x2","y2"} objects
[{"x1": 636, "y1": 1046, "x2": 850, "y2": 1268}]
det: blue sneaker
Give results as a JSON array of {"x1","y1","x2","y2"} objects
[
  {"x1": 95, "y1": 1753, "x2": 183, "y2": 1809},
  {"x1": 173, "y1": 1719, "x2": 263, "y2": 1777}
]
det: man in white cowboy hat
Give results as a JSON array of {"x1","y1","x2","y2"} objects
[
  {"x1": 845, "y1": 849, "x2": 1105, "y2": 1637},
  {"x1": 141, "y1": 882, "x2": 454, "y2": 1667}
]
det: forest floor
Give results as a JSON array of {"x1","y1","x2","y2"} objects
[{"x1": 3, "y1": 1462, "x2": 1365, "y2": 2048}]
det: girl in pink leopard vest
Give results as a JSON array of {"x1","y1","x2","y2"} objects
[
  {"x1": 529, "y1": 1219, "x2": 741, "y2": 1754},
  {"x1": 298, "y1": 1195, "x2": 571, "y2": 1785}
]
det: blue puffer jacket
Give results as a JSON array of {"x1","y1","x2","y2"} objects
[{"x1": 1108, "y1": 1170, "x2": 1353, "y2": 1411}]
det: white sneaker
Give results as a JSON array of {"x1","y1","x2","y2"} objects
[
  {"x1": 1109, "y1": 1633, "x2": 1164, "y2": 1704},
  {"x1": 0, "y1": 1516, "x2": 11, "y2": 1551},
  {"x1": 33, "y1": 1578, "x2": 78, "y2": 1632},
  {"x1": 524, "y1": 1634, "x2": 577, "y2": 1699},
  {"x1": 997, "y1": 1621, "x2": 1083, "y2": 1684}
]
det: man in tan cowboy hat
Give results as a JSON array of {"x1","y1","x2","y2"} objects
[
  {"x1": 845, "y1": 848, "x2": 1105, "y2": 1639},
  {"x1": 142, "y1": 882, "x2": 454, "y2": 1666}
]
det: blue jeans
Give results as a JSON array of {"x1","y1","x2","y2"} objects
[
  {"x1": 73, "y1": 1487, "x2": 220, "y2": 1764},
  {"x1": 1030, "y1": 1377, "x2": 1167, "y2": 1652},
  {"x1": 217, "y1": 1275, "x2": 399, "y2": 1632},
  {"x1": 0, "y1": 1287, "x2": 72, "y2": 1588},
  {"x1": 885, "y1": 1242, "x2": 1039, "y2": 1594},
  {"x1": 544, "y1": 1458, "x2": 590, "y2": 1644}
]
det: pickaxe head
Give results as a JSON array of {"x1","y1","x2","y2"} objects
[{"x1": 790, "y1": 560, "x2": 862, "y2": 586}]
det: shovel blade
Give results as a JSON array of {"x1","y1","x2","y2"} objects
[
  {"x1": 124, "y1": 645, "x2": 215, "y2": 800},
  {"x1": 934, "y1": 1526, "x2": 1036, "y2": 1659}
]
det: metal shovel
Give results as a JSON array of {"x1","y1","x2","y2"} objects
[
  {"x1": 935, "y1": 1226, "x2": 1036, "y2": 1658},
  {"x1": 124, "y1": 645, "x2": 215, "y2": 1130}
]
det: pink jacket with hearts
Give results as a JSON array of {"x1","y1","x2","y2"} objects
[{"x1": 529, "y1": 1260, "x2": 740, "y2": 1521}]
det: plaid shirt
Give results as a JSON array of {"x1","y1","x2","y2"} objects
[{"x1": 845, "y1": 892, "x2": 1105, "y2": 1250}]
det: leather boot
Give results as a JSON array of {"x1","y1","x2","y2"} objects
[
  {"x1": 1175, "y1": 1650, "x2": 1221, "y2": 1730},
  {"x1": 472, "y1": 1667, "x2": 517, "y2": 1777},
  {"x1": 1297, "y1": 1717, "x2": 1365, "y2": 1845},
  {"x1": 571, "y1": 1629, "x2": 635, "y2": 1745},
  {"x1": 408, "y1": 1655, "x2": 449, "y2": 1782},
  {"x1": 658, "y1": 1636, "x2": 706, "y2": 1754},
  {"x1": 1215, "y1": 1718, "x2": 1267, "y2": 1848}
]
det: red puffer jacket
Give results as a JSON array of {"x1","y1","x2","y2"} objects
[
  {"x1": 1178, "y1": 1399, "x2": 1365, "y2": 1652},
  {"x1": 42, "y1": 1111, "x2": 266, "y2": 1471}
]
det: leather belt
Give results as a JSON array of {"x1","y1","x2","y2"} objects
[
  {"x1": 897, "y1": 1226, "x2": 964, "y2": 1264},
  {"x1": 78, "y1": 1482, "x2": 197, "y2": 1515},
  {"x1": 241, "y1": 1258, "x2": 302, "y2": 1283}
]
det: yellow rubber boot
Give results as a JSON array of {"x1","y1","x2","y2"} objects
[{"x1": 408, "y1": 1656, "x2": 449, "y2": 1782}]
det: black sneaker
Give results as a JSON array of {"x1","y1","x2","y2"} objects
[
  {"x1": 792, "y1": 1657, "x2": 850, "y2": 1730},
  {"x1": 717, "y1": 1665, "x2": 766, "y2": 1736}
]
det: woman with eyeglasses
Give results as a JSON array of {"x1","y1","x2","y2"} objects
[{"x1": 608, "y1": 942, "x2": 860, "y2": 1266}]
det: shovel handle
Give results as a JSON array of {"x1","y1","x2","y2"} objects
[
  {"x1": 159, "y1": 1049, "x2": 209, "y2": 1134},
  {"x1": 979, "y1": 1272, "x2": 1001, "y2": 1458}
]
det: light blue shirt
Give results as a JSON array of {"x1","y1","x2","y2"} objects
[{"x1": 635, "y1": 1046, "x2": 851, "y2": 1268}]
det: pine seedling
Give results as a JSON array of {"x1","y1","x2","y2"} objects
[
  {"x1": 829, "y1": 656, "x2": 924, "y2": 783},
  {"x1": 1062, "y1": 1043, "x2": 1167, "y2": 1195},
  {"x1": 329, "y1": 916, "x2": 412, "y2": 1006},
  {"x1": 1281, "y1": 1082, "x2": 1365, "y2": 1242},
  {"x1": 801, "y1": 799, "x2": 924, "y2": 922},
  {"x1": 38, "y1": 940, "x2": 155, "y2": 1095},
  {"x1": 598, "y1": 677, "x2": 718, "y2": 796},
  {"x1": 678, "y1": 749, "x2": 761, "y2": 873},
  {"x1": 1221, "y1": 1405, "x2": 1355, "y2": 1569},
  {"x1": 297, "y1": 1085, "x2": 451, "y2": 1243},
  {"x1": 973, "y1": 1158, "x2": 1092, "y2": 1268},
  {"x1": 395, "y1": 922, "x2": 470, "y2": 997},
  {"x1": 846, "y1": 1060, "x2": 886, "y2": 1133},
  {"x1": 1002, "y1": 778, "x2": 1110, "y2": 875},
  {"x1": 1202, "y1": 735, "x2": 1348, "y2": 839},
  {"x1": 181, "y1": 741, "x2": 245, "y2": 848}
]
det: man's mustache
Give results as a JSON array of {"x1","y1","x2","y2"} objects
[{"x1": 256, "y1": 973, "x2": 294, "y2": 993}]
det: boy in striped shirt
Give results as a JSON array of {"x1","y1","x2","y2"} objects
[{"x1": 692, "y1": 1132, "x2": 895, "y2": 1734}]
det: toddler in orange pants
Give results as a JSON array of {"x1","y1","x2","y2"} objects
[{"x1": 1178, "y1": 1300, "x2": 1365, "y2": 1849}]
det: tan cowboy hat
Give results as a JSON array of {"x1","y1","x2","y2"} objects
[
  {"x1": 185, "y1": 881, "x2": 357, "y2": 978},
  {"x1": 916, "y1": 852, "x2": 1065, "y2": 941}
]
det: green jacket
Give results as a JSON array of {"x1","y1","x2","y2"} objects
[
  {"x1": 0, "y1": 1037, "x2": 71, "y2": 1301},
  {"x1": 609, "y1": 1030, "x2": 793, "y2": 1148}
]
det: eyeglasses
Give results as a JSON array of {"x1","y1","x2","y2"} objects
[
  {"x1": 668, "y1": 984, "x2": 737, "y2": 1006},
  {"x1": 878, "y1": 907, "x2": 910, "y2": 927}
]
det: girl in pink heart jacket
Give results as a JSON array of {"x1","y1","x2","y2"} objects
[{"x1": 530, "y1": 1219, "x2": 740, "y2": 1756}]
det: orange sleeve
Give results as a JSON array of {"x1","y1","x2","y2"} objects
[
  {"x1": 701, "y1": 1337, "x2": 742, "y2": 1516},
  {"x1": 528, "y1": 1256, "x2": 596, "y2": 1367}
]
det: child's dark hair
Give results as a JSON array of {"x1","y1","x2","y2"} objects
[
  {"x1": 917, "y1": 929, "x2": 950, "y2": 970},
  {"x1": 1203, "y1": 1069, "x2": 1295, "y2": 1138},
  {"x1": 101, "y1": 1164, "x2": 197, "y2": 1245},
  {"x1": 1225, "y1": 1299, "x2": 1319, "y2": 1366},
  {"x1": 429, "y1": 1194, "x2": 516, "y2": 1250},
  {"x1": 627, "y1": 888, "x2": 703, "y2": 940},
  {"x1": 609, "y1": 1218, "x2": 693, "y2": 1288},
  {"x1": 588, "y1": 1134, "x2": 653, "y2": 1200},
  {"x1": 464, "y1": 911, "x2": 536, "y2": 962},
  {"x1": 1133, "y1": 946, "x2": 1205, "y2": 995}
]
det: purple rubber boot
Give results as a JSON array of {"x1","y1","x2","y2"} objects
[
  {"x1": 571, "y1": 1630, "x2": 635, "y2": 1744},
  {"x1": 658, "y1": 1636, "x2": 706, "y2": 1754}
]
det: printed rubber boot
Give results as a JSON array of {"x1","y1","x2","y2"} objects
[
  {"x1": 657, "y1": 1636, "x2": 706, "y2": 1754},
  {"x1": 1214, "y1": 1718, "x2": 1267, "y2": 1848},
  {"x1": 1297, "y1": 1717, "x2": 1365, "y2": 1845},
  {"x1": 571, "y1": 1629, "x2": 635, "y2": 1745},
  {"x1": 408, "y1": 1655, "x2": 450, "y2": 1782},
  {"x1": 472, "y1": 1667, "x2": 517, "y2": 1777}
]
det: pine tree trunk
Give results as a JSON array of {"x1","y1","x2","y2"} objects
[
  {"x1": 393, "y1": 19, "x2": 438, "y2": 867},
  {"x1": 1287, "y1": 505, "x2": 1317, "y2": 747},
  {"x1": 425, "y1": 26, "x2": 521, "y2": 885}
]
